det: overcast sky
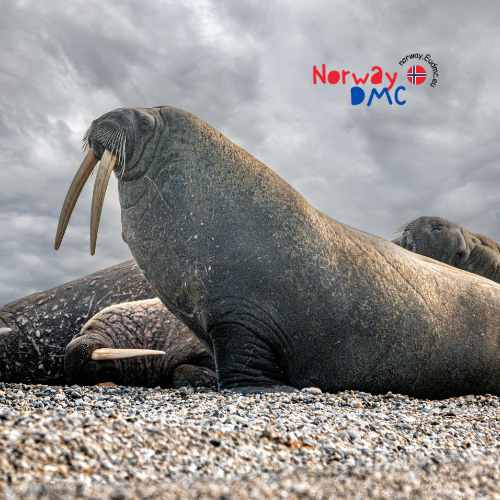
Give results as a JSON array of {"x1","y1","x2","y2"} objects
[{"x1": 1, "y1": 0, "x2": 499, "y2": 305}]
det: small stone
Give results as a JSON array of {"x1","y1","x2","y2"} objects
[{"x1": 301, "y1": 387, "x2": 322, "y2": 394}]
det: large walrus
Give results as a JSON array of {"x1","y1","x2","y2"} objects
[
  {"x1": 395, "y1": 216, "x2": 500, "y2": 284},
  {"x1": 0, "y1": 260, "x2": 215, "y2": 387},
  {"x1": 55, "y1": 106, "x2": 500, "y2": 398}
]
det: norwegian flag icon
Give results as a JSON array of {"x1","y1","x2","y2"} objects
[{"x1": 407, "y1": 65, "x2": 427, "y2": 85}]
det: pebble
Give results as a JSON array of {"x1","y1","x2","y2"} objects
[{"x1": 0, "y1": 382, "x2": 498, "y2": 498}]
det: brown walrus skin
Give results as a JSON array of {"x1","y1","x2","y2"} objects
[
  {"x1": 56, "y1": 105, "x2": 500, "y2": 398},
  {"x1": 0, "y1": 260, "x2": 215, "y2": 388},
  {"x1": 65, "y1": 297, "x2": 215, "y2": 388},
  {"x1": 395, "y1": 216, "x2": 500, "y2": 284}
]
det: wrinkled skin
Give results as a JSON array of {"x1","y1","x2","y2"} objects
[
  {"x1": 0, "y1": 260, "x2": 215, "y2": 387},
  {"x1": 63, "y1": 106, "x2": 500, "y2": 398},
  {"x1": 395, "y1": 216, "x2": 500, "y2": 284},
  {"x1": 0, "y1": 260, "x2": 153, "y2": 383},
  {"x1": 65, "y1": 298, "x2": 215, "y2": 388}
]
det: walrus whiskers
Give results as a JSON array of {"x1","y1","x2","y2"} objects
[
  {"x1": 90, "y1": 348, "x2": 166, "y2": 361},
  {"x1": 82, "y1": 127, "x2": 91, "y2": 152}
]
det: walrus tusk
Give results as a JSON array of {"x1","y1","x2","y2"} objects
[
  {"x1": 54, "y1": 149, "x2": 98, "y2": 250},
  {"x1": 0, "y1": 327, "x2": 12, "y2": 335},
  {"x1": 91, "y1": 348, "x2": 166, "y2": 361},
  {"x1": 90, "y1": 150, "x2": 117, "y2": 256}
]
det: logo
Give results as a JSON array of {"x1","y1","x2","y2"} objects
[
  {"x1": 399, "y1": 53, "x2": 439, "y2": 88},
  {"x1": 407, "y1": 65, "x2": 426, "y2": 85},
  {"x1": 312, "y1": 52, "x2": 439, "y2": 107}
]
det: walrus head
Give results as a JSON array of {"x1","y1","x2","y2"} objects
[
  {"x1": 54, "y1": 107, "x2": 160, "y2": 255},
  {"x1": 396, "y1": 216, "x2": 470, "y2": 267}
]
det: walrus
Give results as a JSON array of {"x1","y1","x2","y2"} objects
[
  {"x1": 0, "y1": 260, "x2": 215, "y2": 387},
  {"x1": 395, "y1": 216, "x2": 500, "y2": 284},
  {"x1": 65, "y1": 298, "x2": 215, "y2": 387},
  {"x1": 55, "y1": 105, "x2": 500, "y2": 398}
]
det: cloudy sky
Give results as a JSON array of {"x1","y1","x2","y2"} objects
[{"x1": 1, "y1": 0, "x2": 499, "y2": 305}]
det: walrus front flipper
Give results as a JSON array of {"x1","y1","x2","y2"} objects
[
  {"x1": 210, "y1": 320, "x2": 294, "y2": 393},
  {"x1": 172, "y1": 364, "x2": 216, "y2": 389}
]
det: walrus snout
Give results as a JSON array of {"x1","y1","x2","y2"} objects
[
  {"x1": 86, "y1": 108, "x2": 156, "y2": 165},
  {"x1": 64, "y1": 336, "x2": 119, "y2": 385},
  {"x1": 398, "y1": 233, "x2": 416, "y2": 252}
]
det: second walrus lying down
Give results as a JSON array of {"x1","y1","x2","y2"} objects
[
  {"x1": 395, "y1": 216, "x2": 500, "y2": 284},
  {"x1": 55, "y1": 105, "x2": 500, "y2": 398},
  {"x1": 66, "y1": 297, "x2": 215, "y2": 388},
  {"x1": 0, "y1": 260, "x2": 214, "y2": 388}
]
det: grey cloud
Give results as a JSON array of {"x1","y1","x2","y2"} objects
[{"x1": 1, "y1": 0, "x2": 499, "y2": 304}]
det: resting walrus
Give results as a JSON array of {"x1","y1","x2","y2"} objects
[
  {"x1": 395, "y1": 216, "x2": 500, "y2": 284},
  {"x1": 0, "y1": 260, "x2": 214, "y2": 387},
  {"x1": 66, "y1": 297, "x2": 215, "y2": 387},
  {"x1": 55, "y1": 106, "x2": 500, "y2": 398}
]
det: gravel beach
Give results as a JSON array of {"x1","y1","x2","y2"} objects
[{"x1": 0, "y1": 383, "x2": 498, "y2": 499}]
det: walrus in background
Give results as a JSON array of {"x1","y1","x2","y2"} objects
[
  {"x1": 395, "y1": 216, "x2": 500, "y2": 284},
  {"x1": 0, "y1": 260, "x2": 215, "y2": 388},
  {"x1": 55, "y1": 105, "x2": 500, "y2": 398}
]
